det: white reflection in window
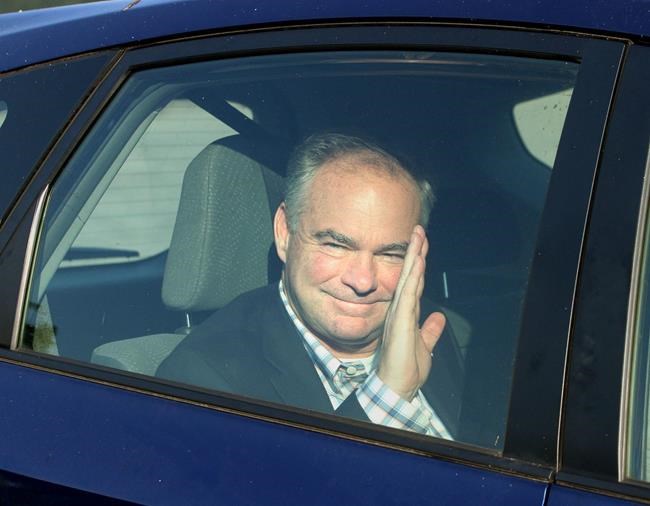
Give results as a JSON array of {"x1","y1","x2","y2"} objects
[
  {"x1": 0, "y1": 101, "x2": 7, "y2": 129},
  {"x1": 513, "y1": 88, "x2": 573, "y2": 168}
]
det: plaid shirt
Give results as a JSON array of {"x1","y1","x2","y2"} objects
[{"x1": 279, "y1": 281, "x2": 451, "y2": 439}]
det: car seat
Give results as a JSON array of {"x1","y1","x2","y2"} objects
[{"x1": 90, "y1": 134, "x2": 286, "y2": 375}]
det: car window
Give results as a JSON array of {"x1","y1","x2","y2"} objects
[
  {"x1": 19, "y1": 50, "x2": 578, "y2": 451},
  {"x1": 61, "y1": 99, "x2": 252, "y2": 268},
  {"x1": 0, "y1": 53, "x2": 112, "y2": 220},
  {"x1": 623, "y1": 145, "x2": 650, "y2": 482}
]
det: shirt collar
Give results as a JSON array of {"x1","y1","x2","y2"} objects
[{"x1": 278, "y1": 279, "x2": 343, "y2": 382}]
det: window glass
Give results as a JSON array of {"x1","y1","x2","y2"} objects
[
  {"x1": 20, "y1": 51, "x2": 578, "y2": 450},
  {"x1": 0, "y1": 100, "x2": 7, "y2": 130},
  {"x1": 513, "y1": 88, "x2": 573, "y2": 168},
  {"x1": 624, "y1": 147, "x2": 650, "y2": 482},
  {"x1": 0, "y1": 53, "x2": 111, "y2": 219},
  {"x1": 61, "y1": 99, "x2": 251, "y2": 267}
]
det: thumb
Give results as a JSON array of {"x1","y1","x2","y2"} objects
[{"x1": 420, "y1": 312, "x2": 446, "y2": 354}]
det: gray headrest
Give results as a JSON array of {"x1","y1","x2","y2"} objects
[{"x1": 162, "y1": 140, "x2": 283, "y2": 311}]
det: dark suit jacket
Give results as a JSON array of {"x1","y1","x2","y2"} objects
[{"x1": 157, "y1": 283, "x2": 463, "y2": 437}]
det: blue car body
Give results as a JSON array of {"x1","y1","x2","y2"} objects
[
  {"x1": 1, "y1": 0, "x2": 649, "y2": 73},
  {"x1": 0, "y1": 1, "x2": 649, "y2": 504}
]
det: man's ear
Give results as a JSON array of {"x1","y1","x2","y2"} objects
[{"x1": 273, "y1": 202, "x2": 290, "y2": 264}]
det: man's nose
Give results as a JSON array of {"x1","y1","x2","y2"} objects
[{"x1": 340, "y1": 252, "x2": 378, "y2": 296}]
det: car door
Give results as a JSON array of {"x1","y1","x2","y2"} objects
[
  {"x1": 0, "y1": 24, "x2": 624, "y2": 504},
  {"x1": 545, "y1": 44, "x2": 650, "y2": 505}
]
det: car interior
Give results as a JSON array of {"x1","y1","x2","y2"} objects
[{"x1": 21, "y1": 50, "x2": 578, "y2": 450}]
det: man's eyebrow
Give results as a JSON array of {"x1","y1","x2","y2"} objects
[
  {"x1": 313, "y1": 229, "x2": 358, "y2": 248},
  {"x1": 376, "y1": 242, "x2": 409, "y2": 254},
  {"x1": 312, "y1": 230, "x2": 410, "y2": 253}
]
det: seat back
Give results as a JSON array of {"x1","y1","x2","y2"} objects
[
  {"x1": 162, "y1": 135, "x2": 285, "y2": 311},
  {"x1": 91, "y1": 135, "x2": 286, "y2": 374}
]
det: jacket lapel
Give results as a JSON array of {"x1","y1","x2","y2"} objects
[{"x1": 260, "y1": 292, "x2": 333, "y2": 413}]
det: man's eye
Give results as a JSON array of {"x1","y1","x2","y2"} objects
[
  {"x1": 323, "y1": 242, "x2": 346, "y2": 249},
  {"x1": 382, "y1": 252, "x2": 405, "y2": 260}
]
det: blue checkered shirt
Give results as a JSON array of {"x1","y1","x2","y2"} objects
[{"x1": 279, "y1": 281, "x2": 451, "y2": 439}]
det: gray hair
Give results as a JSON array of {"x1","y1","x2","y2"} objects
[{"x1": 284, "y1": 133, "x2": 435, "y2": 232}]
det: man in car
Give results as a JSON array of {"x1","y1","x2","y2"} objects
[{"x1": 158, "y1": 133, "x2": 462, "y2": 438}]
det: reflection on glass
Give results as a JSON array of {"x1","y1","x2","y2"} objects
[
  {"x1": 625, "y1": 148, "x2": 650, "y2": 482},
  {"x1": 513, "y1": 88, "x2": 573, "y2": 168},
  {"x1": 0, "y1": 100, "x2": 7, "y2": 129}
]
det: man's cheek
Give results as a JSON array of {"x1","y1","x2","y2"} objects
[
  {"x1": 382, "y1": 265, "x2": 404, "y2": 294},
  {"x1": 308, "y1": 253, "x2": 341, "y2": 283}
]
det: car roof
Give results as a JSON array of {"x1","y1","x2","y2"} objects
[{"x1": 0, "y1": 0, "x2": 648, "y2": 73}]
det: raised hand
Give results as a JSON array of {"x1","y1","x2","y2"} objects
[{"x1": 376, "y1": 225, "x2": 446, "y2": 401}]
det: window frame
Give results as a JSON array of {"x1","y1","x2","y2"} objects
[
  {"x1": 0, "y1": 51, "x2": 115, "y2": 227},
  {"x1": 0, "y1": 23, "x2": 625, "y2": 481},
  {"x1": 557, "y1": 43, "x2": 650, "y2": 503}
]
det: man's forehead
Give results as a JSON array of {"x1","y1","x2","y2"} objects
[
  {"x1": 304, "y1": 158, "x2": 420, "y2": 215},
  {"x1": 312, "y1": 155, "x2": 417, "y2": 193},
  {"x1": 321, "y1": 151, "x2": 400, "y2": 175}
]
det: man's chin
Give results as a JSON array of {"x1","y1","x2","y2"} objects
[{"x1": 323, "y1": 321, "x2": 382, "y2": 350}]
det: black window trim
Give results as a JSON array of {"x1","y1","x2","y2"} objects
[
  {"x1": 0, "y1": 50, "x2": 121, "y2": 243},
  {"x1": 0, "y1": 22, "x2": 625, "y2": 481},
  {"x1": 557, "y1": 43, "x2": 650, "y2": 503}
]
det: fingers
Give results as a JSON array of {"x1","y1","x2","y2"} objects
[
  {"x1": 416, "y1": 234, "x2": 428, "y2": 299},
  {"x1": 421, "y1": 311, "x2": 446, "y2": 354},
  {"x1": 394, "y1": 226, "x2": 426, "y2": 300},
  {"x1": 416, "y1": 260, "x2": 425, "y2": 301},
  {"x1": 378, "y1": 225, "x2": 433, "y2": 401},
  {"x1": 402, "y1": 227, "x2": 427, "y2": 299},
  {"x1": 399, "y1": 256, "x2": 423, "y2": 320},
  {"x1": 421, "y1": 229, "x2": 429, "y2": 260},
  {"x1": 387, "y1": 226, "x2": 427, "y2": 336}
]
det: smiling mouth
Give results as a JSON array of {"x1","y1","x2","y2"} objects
[
  {"x1": 328, "y1": 293, "x2": 375, "y2": 305},
  {"x1": 333, "y1": 299, "x2": 372, "y2": 315},
  {"x1": 327, "y1": 294, "x2": 385, "y2": 315},
  {"x1": 337, "y1": 298, "x2": 372, "y2": 305}
]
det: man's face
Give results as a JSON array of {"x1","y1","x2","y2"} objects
[{"x1": 274, "y1": 154, "x2": 422, "y2": 357}]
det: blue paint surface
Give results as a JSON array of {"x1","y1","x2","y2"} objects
[
  {"x1": 0, "y1": 0, "x2": 648, "y2": 72},
  {"x1": 0, "y1": 361, "x2": 547, "y2": 504}
]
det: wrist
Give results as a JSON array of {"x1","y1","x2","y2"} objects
[{"x1": 376, "y1": 368, "x2": 419, "y2": 402}]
